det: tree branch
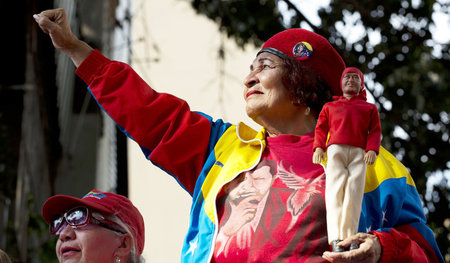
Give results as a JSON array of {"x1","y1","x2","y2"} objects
[{"x1": 281, "y1": 0, "x2": 328, "y2": 37}]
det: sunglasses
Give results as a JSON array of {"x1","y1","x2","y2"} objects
[{"x1": 50, "y1": 206, "x2": 125, "y2": 235}]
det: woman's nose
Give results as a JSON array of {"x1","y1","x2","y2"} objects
[
  {"x1": 244, "y1": 72, "x2": 258, "y2": 89},
  {"x1": 59, "y1": 224, "x2": 75, "y2": 240}
]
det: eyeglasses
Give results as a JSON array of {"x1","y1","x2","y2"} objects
[{"x1": 50, "y1": 206, "x2": 126, "y2": 235}]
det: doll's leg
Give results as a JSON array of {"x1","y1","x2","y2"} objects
[
  {"x1": 325, "y1": 144, "x2": 349, "y2": 246},
  {"x1": 341, "y1": 146, "x2": 366, "y2": 241}
]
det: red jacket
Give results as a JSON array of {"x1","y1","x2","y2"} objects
[{"x1": 313, "y1": 94, "x2": 381, "y2": 153}]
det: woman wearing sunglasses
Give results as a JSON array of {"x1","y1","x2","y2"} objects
[{"x1": 42, "y1": 189, "x2": 145, "y2": 263}]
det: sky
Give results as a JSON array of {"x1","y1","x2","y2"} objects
[{"x1": 280, "y1": 0, "x2": 450, "y2": 45}]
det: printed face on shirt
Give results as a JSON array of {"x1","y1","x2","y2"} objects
[
  {"x1": 227, "y1": 163, "x2": 275, "y2": 205},
  {"x1": 341, "y1": 72, "x2": 362, "y2": 97},
  {"x1": 214, "y1": 157, "x2": 328, "y2": 261},
  {"x1": 243, "y1": 52, "x2": 297, "y2": 124},
  {"x1": 218, "y1": 159, "x2": 277, "y2": 238}
]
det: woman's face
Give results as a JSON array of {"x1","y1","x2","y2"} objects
[
  {"x1": 243, "y1": 52, "x2": 295, "y2": 123},
  {"x1": 56, "y1": 223, "x2": 122, "y2": 263}
]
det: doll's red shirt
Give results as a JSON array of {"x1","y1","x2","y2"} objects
[{"x1": 313, "y1": 94, "x2": 381, "y2": 153}]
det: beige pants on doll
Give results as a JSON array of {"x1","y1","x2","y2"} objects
[{"x1": 325, "y1": 144, "x2": 366, "y2": 244}]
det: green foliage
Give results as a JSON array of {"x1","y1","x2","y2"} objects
[
  {"x1": 318, "y1": 4, "x2": 450, "y2": 257},
  {"x1": 0, "y1": 171, "x2": 57, "y2": 262},
  {"x1": 189, "y1": 0, "x2": 449, "y2": 258},
  {"x1": 319, "y1": 0, "x2": 449, "y2": 187}
]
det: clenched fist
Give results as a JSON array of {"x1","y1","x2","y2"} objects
[{"x1": 33, "y1": 8, "x2": 93, "y2": 67}]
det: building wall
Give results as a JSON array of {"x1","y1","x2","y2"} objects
[
  {"x1": 129, "y1": 0, "x2": 260, "y2": 261},
  {"x1": 2, "y1": 0, "x2": 123, "y2": 261},
  {"x1": 54, "y1": 0, "x2": 121, "y2": 197}
]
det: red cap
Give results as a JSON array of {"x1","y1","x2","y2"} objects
[
  {"x1": 258, "y1": 28, "x2": 345, "y2": 96},
  {"x1": 42, "y1": 189, "x2": 145, "y2": 255}
]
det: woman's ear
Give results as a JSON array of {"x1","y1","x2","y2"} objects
[{"x1": 115, "y1": 233, "x2": 133, "y2": 259}]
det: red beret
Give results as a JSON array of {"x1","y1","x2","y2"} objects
[
  {"x1": 258, "y1": 28, "x2": 345, "y2": 96},
  {"x1": 42, "y1": 189, "x2": 145, "y2": 255}
]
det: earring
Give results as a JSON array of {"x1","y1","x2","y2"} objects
[
  {"x1": 305, "y1": 107, "x2": 310, "y2": 116},
  {"x1": 115, "y1": 257, "x2": 121, "y2": 263}
]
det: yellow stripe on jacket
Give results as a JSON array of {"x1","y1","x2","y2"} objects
[
  {"x1": 365, "y1": 146, "x2": 416, "y2": 193},
  {"x1": 201, "y1": 123, "x2": 265, "y2": 223}
]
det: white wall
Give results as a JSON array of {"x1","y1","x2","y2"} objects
[{"x1": 128, "y1": 0, "x2": 260, "y2": 262}]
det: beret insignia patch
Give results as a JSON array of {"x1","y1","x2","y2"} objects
[{"x1": 292, "y1": 42, "x2": 313, "y2": 60}]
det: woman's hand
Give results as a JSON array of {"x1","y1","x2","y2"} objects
[
  {"x1": 322, "y1": 233, "x2": 381, "y2": 262},
  {"x1": 33, "y1": 8, "x2": 93, "y2": 67}
]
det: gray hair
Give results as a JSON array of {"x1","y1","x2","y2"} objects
[{"x1": 108, "y1": 214, "x2": 145, "y2": 263}]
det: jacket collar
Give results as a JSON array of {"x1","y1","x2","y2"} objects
[
  {"x1": 236, "y1": 122, "x2": 267, "y2": 146},
  {"x1": 332, "y1": 92, "x2": 367, "y2": 102}
]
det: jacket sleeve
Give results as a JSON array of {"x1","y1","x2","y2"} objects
[
  {"x1": 363, "y1": 148, "x2": 444, "y2": 262},
  {"x1": 75, "y1": 49, "x2": 227, "y2": 195},
  {"x1": 372, "y1": 225, "x2": 442, "y2": 262},
  {"x1": 365, "y1": 105, "x2": 381, "y2": 154},
  {"x1": 313, "y1": 104, "x2": 329, "y2": 151}
]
